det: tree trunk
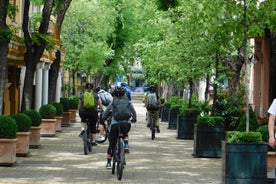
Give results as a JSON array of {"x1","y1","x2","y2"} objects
[
  {"x1": 0, "y1": 0, "x2": 11, "y2": 115},
  {"x1": 269, "y1": 32, "x2": 276, "y2": 104},
  {"x1": 48, "y1": 51, "x2": 60, "y2": 103}
]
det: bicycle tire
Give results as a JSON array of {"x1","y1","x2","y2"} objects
[
  {"x1": 95, "y1": 119, "x2": 110, "y2": 144},
  {"x1": 151, "y1": 115, "x2": 155, "y2": 140},
  {"x1": 117, "y1": 141, "x2": 124, "y2": 180},
  {"x1": 83, "y1": 140, "x2": 88, "y2": 155},
  {"x1": 111, "y1": 159, "x2": 115, "y2": 174}
]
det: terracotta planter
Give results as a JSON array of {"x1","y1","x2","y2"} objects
[
  {"x1": 62, "y1": 112, "x2": 71, "y2": 127},
  {"x1": 69, "y1": 109, "x2": 77, "y2": 122},
  {"x1": 40, "y1": 119, "x2": 57, "y2": 137},
  {"x1": 54, "y1": 116, "x2": 62, "y2": 132},
  {"x1": 29, "y1": 126, "x2": 41, "y2": 148},
  {"x1": 16, "y1": 132, "x2": 31, "y2": 157},
  {"x1": 0, "y1": 138, "x2": 17, "y2": 166}
]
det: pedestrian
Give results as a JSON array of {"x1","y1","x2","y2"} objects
[
  {"x1": 78, "y1": 82, "x2": 103, "y2": 146},
  {"x1": 102, "y1": 86, "x2": 137, "y2": 169},
  {"x1": 268, "y1": 98, "x2": 276, "y2": 184},
  {"x1": 120, "y1": 82, "x2": 131, "y2": 101}
]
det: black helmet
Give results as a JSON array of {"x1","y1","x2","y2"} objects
[
  {"x1": 95, "y1": 86, "x2": 101, "y2": 93},
  {"x1": 149, "y1": 85, "x2": 156, "y2": 92},
  {"x1": 114, "y1": 86, "x2": 126, "y2": 97},
  {"x1": 85, "y1": 82, "x2": 93, "y2": 89}
]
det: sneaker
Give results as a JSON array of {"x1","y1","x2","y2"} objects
[
  {"x1": 98, "y1": 135, "x2": 105, "y2": 141},
  {"x1": 91, "y1": 142, "x2": 97, "y2": 146},
  {"x1": 156, "y1": 128, "x2": 160, "y2": 133},
  {"x1": 79, "y1": 130, "x2": 85, "y2": 137},
  {"x1": 124, "y1": 145, "x2": 130, "y2": 153},
  {"x1": 146, "y1": 123, "x2": 150, "y2": 128},
  {"x1": 106, "y1": 162, "x2": 111, "y2": 169}
]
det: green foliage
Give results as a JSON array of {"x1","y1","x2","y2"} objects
[
  {"x1": 39, "y1": 104, "x2": 57, "y2": 119},
  {"x1": 23, "y1": 109, "x2": 42, "y2": 126},
  {"x1": 60, "y1": 98, "x2": 69, "y2": 112},
  {"x1": 226, "y1": 131, "x2": 262, "y2": 144},
  {"x1": 256, "y1": 125, "x2": 276, "y2": 151},
  {"x1": 0, "y1": 116, "x2": 17, "y2": 139},
  {"x1": 164, "y1": 96, "x2": 183, "y2": 110},
  {"x1": 11, "y1": 113, "x2": 32, "y2": 132},
  {"x1": 0, "y1": 28, "x2": 13, "y2": 43},
  {"x1": 7, "y1": 4, "x2": 18, "y2": 20},
  {"x1": 197, "y1": 115, "x2": 224, "y2": 127},
  {"x1": 155, "y1": 0, "x2": 179, "y2": 10},
  {"x1": 236, "y1": 107, "x2": 259, "y2": 132},
  {"x1": 51, "y1": 103, "x2": 64, "y2": 116},
  {"x1": 68, "y1": 96, "x2": 79, "y2": 109}
]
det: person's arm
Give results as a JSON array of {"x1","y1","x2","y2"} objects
[
  {"x1": 130, "y1": 103, "x2": 137, "y2": 122},
  {"x1": 102, "y1": 103, "x2": 112, "y2": 119},
  {"x1": 268, "y1": 114, "x2": 276, "y2": 147}
]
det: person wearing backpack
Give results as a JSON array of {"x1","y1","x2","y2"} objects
[
  {"x1": 95, "y1": 86, "x2": 113, "y2": 141},
  {"x1": 120, "y1": 82, "x2": 131, "y2": 101},
  {"x1": 145, "y1": 85, "x2": 162, "y2": 133},
  {"x1": 78, "y1": 82, "x2": 103, "y2": 146},
  {"x1": 102, "y1": 86, "x2": 137, "y2": 169}
]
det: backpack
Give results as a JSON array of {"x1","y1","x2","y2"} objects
[
  {"x1": 83, "y1": 91, "x2": 95, "y2": 109},
  {"x1": 98, "y1": 90, "x2": 113, "y2": 106},
  {"x1": 113, "y1": 98, "x2": 132, "y2": 121},
  {"x1": 146, "y1": 92, "x2": 159, "y2": 110}
]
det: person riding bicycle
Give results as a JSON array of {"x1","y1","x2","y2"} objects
[
  {"x1": 102, "y1": 86, "x2": 137, "y2": 169},
  {"x1": 95, "y1": 86, "x2": 113, "y2": 142},
  {"x1": 79, "y1": 82, "x2": 103, "y2": 146},
  {"x1": 145, "y1": 85, "x2": 162, "y2": 133}
]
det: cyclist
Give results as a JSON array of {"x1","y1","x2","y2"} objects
[
  {"x1": 79, "y1": 82, "x2": 103, "y2": 146},
  {"x1": 120, "y1": 82, "x2": 131, "y2": 101},
  {"x1": 95, "y1": 86, "x2": 113, "y2": 142},
  {"x1": 102, "y1": 86, "x2": 137, "y2": 169},
  {"x1": 145, "y1": 85, "x2": 162, "y2": 133}
]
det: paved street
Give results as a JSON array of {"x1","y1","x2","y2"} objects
[{"x1": 0, "y1": 99, "x2": 221, "y2": 184}]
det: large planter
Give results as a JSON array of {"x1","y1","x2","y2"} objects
[
  {"x1": 193, "y1": 124, "x2": 225, "y2": 158},
  {"x1": 177, "y1": 115, "x2": 196, "y2": 139},
  {"x1": 16, "y1": 132, "x2": 31, "y2": 157},
  {"x1": 62, "y1": 112, "x2": 71, "y2": 127},
  {"x1": 69, "y1": 109, "x2": 77, "y2": 122},
  {"x1": 168, "y1": 109, "x2": 179, "y2": 129},
  {"x1": 0, "y1": 138, "x2": 17, "y2": 166},
  {"x1": 29, "y1": 126, "x2": 41, "y2": 148},
  {"x1": 222, "y1": 141, "x2": 267, "y2": 184},
  {"x1": 161, "y1": 105, "x2": 169, "y2": 122},
  {"x1": 40, "y1": 119, "x2": 57, "y2": 137},
  {"x1": 54, "y1": 116, "x2": 62, "y2": 132}
]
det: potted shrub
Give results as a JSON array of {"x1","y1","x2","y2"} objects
[
  {"x1": 0, "y1": 116, "x2": 17, "y2": 166},
  {"x1": 11, "y1": 113, "x2": 32, "y2": 156},
  {"x1": 68, "y1": 96, "x2": 79, "y2": 122},
  {"x1": 51, "y1": 102, "x2": 64, "y2": 132},
  {"x1": 222, "y1": 131, "x2": 267, "y2": 184},
  {"x1": 39, "y1": 104, "x2": 57, "y2": 137},
  {"x1": 193, "y1": 115, "x2": 225, "y2": 158},
  {"x1": 60, "y1": 97, "x2": 71, "y2": 126},
  {"x1": 167, "y1": 96, "x2": 183, "y2": 129},
  {"x1": 256, "y1": 125, "x2": 276, "y2": 182},
  {"x1": 23, "y1": 109, "x2": 42, "y2": 148}
]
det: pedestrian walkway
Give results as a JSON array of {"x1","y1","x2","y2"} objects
[{"x1": 0, "y1": 101, "x2": 221, "y2": 184}]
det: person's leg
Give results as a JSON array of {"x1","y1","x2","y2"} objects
[
  {"x1": 106, "y1": 124, "x2": 118, "y2": 169},
  {"x1": 154, "y1": 110, "x2": 160, "y2": 133},
  {"x1": 98, "y1": 113, "x2": 105, "y2": 140},
  {"x1": 123, "y1": 123, "x2": 131, "y2": 153},
  {"x1": 90, "y1": 110, "x2": 99, "y2": 145}
]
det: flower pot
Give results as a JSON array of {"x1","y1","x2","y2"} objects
[
  {"x1": 62, "y1": 112, "x2": 71, "y2": 127},
  {"x1": 16, "y1": 132, "x2": 31, "y2": 157},
  {"x1": 69, "y1": 109, "x2": 77, "y2": 122},
  {"x1": 54, "y1": 116, "x2": 62, "y2": 132},
  {"x1": 168, "y1": 109, "x2": 179, "y2": 129},
  {"x1": 193, "y1": 124, "x2": 225, "y2": 158},
  {"x1": 0, "y1": 138, "x2": 17, "y2": 166},
  {"x1": 221, "y1": 141, "x2": 267, "y2": 184},
  {"x1": 40, "y1": 119, "x2": 57, "y2": 137},
  {"x1": 177, "y1": 115, "x2": 196, "y2": 139},
  {"x1": 29, "y1": 126, "x2": 41, "y2": 148},
  {"x1": 161, "y1": 105, "x2": 169, "y2": 122}
]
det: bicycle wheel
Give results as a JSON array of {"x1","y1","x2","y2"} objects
[
  {"x1": 117, "y1": 141, "x2": 124, "y2": 180},
  {"x1": 151, "y1": 115, "x2": 155, "y2": 140},
  {"x1": 83, "y1": 130, "x2": 89, "y2": 155},
  {"x1": 111, "y1": 158, "x2": 116, "y2": 174}
]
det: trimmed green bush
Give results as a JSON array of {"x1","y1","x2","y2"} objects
[
  {"x1": 197, "y1": 115, "x2": 224, "y2": 126},
  {"x1": 60, "y1": 98, "x2": 69, "y2": 112},
  {"x1": 68, "y1": 96, "x2": 79, "y2": 109},
  {"x1": 257, "y1": 125, "x2": 276, "y2": 151},
  {"x1": 226, "y1": 131, "x2": 262, "y2": 143},
  {"x1": 51, "y1": 102, "x2": 64, "y2": 116},
  {"x1": 0, "y1": 116, "x2": 17, "y2": 138},
  {"x1": 11, "y1": 113, "x2": 32, "y2": 132},
  {"x1": 23, "y1": 109, "x2": 42, "y2": 126},
  {"x1": 236, "y1": 107, "x2": 259, "y2": 132},
  {"x1": 39, "y1": 104, "x2": 57, "y2": 119}
]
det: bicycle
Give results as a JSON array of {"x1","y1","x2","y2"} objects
[
  {"x1": 148, "y1": 111, "x2": 156, "y2": 140},
  {"x1": 82, "y1": 119, "x2": 93, "y2": 155},
  {"x1": 111, "y1": 122, "x2": 127, "y2": 180},
  {"x1": 95, "y1": 111, "x2": 112, "y2": 144}
]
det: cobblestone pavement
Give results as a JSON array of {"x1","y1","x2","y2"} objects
[{"x1": 0, "y1": 101, "x2": 221, "y2": 184}]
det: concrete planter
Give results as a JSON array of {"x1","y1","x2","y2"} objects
[
  {"x1": 40, "y1": 119, "x2": 57, "y2": 137},
  {"x1": 0, "y1": 138, "x2": 17, "y2": 166},
  {"x1": 16, "y1": 132, "x2": 31, "y2": 157},
  {"x1": 62, "y1": 112, "x2": 71, "y2": 127},
  {"x1": 54, "y1": 116, "x2": 62, "y2": 132},
  {"x1": 29, "y1": 126, "x2": 41, "y2": 148},
  {"x1": 69, "y1": 109, "x2": 77, "y2": 122}
]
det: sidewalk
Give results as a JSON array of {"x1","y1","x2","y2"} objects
[{"x1": 0, "y1": 101, "x2": 221, "y2": 184}]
